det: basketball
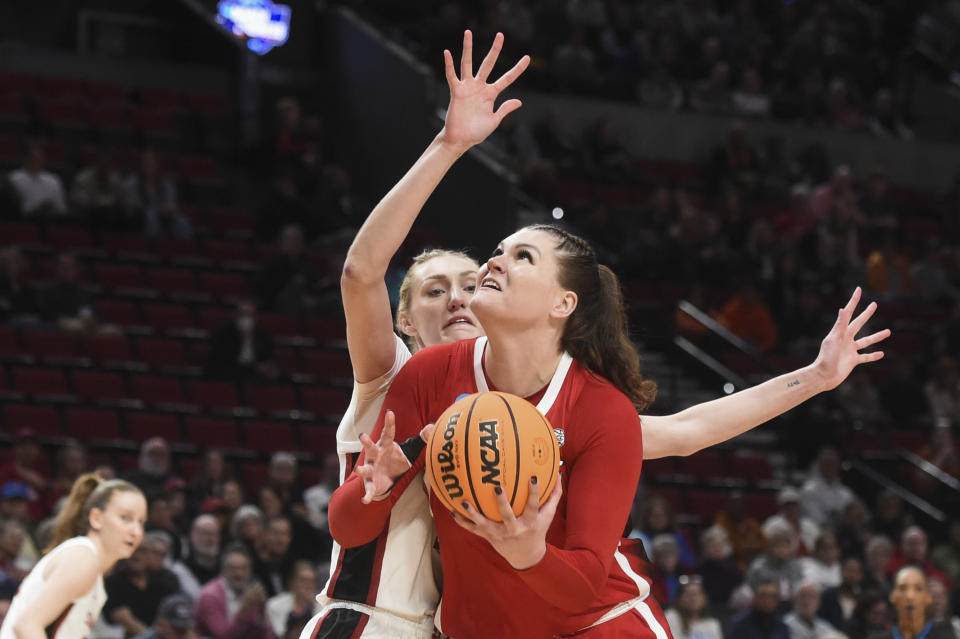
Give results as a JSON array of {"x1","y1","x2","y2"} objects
[{"x1": 426, "y1": 391, "x2": 560, "y2": 522}]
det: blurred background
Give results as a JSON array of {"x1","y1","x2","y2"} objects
[{"x1": 1, "y1": 1, "x2": 960, "y2": 638}]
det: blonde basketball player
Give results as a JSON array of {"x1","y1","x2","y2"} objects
[{"x1": 0, "y1": 473, "x2": 146, "y2": 639}]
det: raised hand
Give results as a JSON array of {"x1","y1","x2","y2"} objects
[
  {"x1": 451, "y1": 477, "x2": 562, "y2": 570},
  {"x1": 355, "y1": 410, "x2": 413, "y2": 503},
  {"x1": 812, "y1": 287, "x2": 891, "y2": 391},
  {"x1": 439, "y1": 30, "x2": 530, "y2": 154}
]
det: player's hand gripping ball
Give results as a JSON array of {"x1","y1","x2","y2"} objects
[{"x1": 426, "y1": 391, "x2": 560, "y2": 522}]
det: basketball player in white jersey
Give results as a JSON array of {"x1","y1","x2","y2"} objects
[
  {"x1": 0, "y1": 473, "x2": 146, "y2": 639},
  {"x1": 304, "y1": 29, "x2": 890, "y2": 639}
]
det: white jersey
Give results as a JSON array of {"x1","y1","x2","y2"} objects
[
  {"x1": 0, "y1": 537, "x2": 106, "y2": 639},
  {"x1": 306, "y1": 335, "x2": 436, "y2": 639}
]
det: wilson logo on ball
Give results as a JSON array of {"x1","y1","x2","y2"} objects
[{"x1": 427, "y1": 391, "x2": 560, "y2": 522}]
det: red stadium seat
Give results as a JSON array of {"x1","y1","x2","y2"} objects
[
  {"x1": 2, "y1": 404, "x2": 61, "y2": 437},
  {"x1": 131, "y1": 375, "x2": 186, "y2": 404},
  {"x1": 686, "y1": 489, "x2": 723, "y2": 521},
  {"x1": 142, "y1": 303, "x2": 195, "y2": 330},
  {"x1": 137, "y1": 337, "x2": 188, "y2": 368},
  {"x1": 208, "y1": 208, "x2": 252, "y2": 234},
  {"x1": 21, "y1": 331, "x2": 78, "y2": 359},
  {"x1": 300, "y1": 387, "x2": 350, "y2": 416},
  {"x1": 0, "y1": 327, "x2": 18, "y2": 357},
  {"x1": 95, "y1": 264, "x2": 144, "y2": 290},
  {"x1": 728, "y1": 455, "x2": 774, "y2": 481},
  {"x1": 97, "y1": 300, "x2": 141, "y2": 326},
  {"x1": 641, "y1": 458, "x2": 678, "y2": 480},
  {"x1": 47, "y1": 227, "x2": 95, "y2": 251},
  {"x1": 0, "y1": 222, "x2": 42, "y2": 245},
  {"x1": 240, "y1": 462, "x2": 270, "y2": 494},
  {"x1": 300, "y1": 350, "x2": 352, "y2": 379},
  {"x1": 204, "y1": 239, "x2": 250, "y2": 262},
  {"x1": 185, "y1": 416, "x2": 239, "y2": 448},
  {"x1": 64, "y1": 407, "x2": 122, "y2": 440},
  {"x1": 300, "y1": 425, "x2": 337, "y2": 455},
  {"x1": 244, "y1": 420, "x2": 296, "y2": 452},
  {"x1": 197, "y1": 307, "x2": 234, "y2": 330},
  {"x1": 12, "y1": 367, "x2": 69, "y2": 395},
  {"x1": 677, "y1": 451, "x2": 727, "y2": 479},
  {"x1": 244, "y1": 384, "x2": 298, "y2": 412},
  {"x1": 257, "y1": 313, "x2": 301, "y2": 337},
  {"x1": 140, "y1": 88, "x2": 184, "y2": 111},
  {"x1": 743, "y1": 492, "x2": 779, "y2": 520},
  {"x1": 82, "y1": 334, "x2": 133, "y2": 363},
  {"x1": 148, "y1": 268, "x2": 197, "y2": 296},
  {"x1": 200, "y1": 272, "x2": 248, "y2": 299},
  {"x1": 189, "y1": 380, "x2": 240, "y2": 410},
  {"x1": 127, "y1": 412, "x2": 181, "y2": 442},
  {"x1": 72, "y1": 371, "x2": 127, "y2": 401}
]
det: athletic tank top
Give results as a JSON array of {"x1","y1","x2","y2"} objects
[{"x1": 0, "y1": 537, "x2": 106, "y2": 639}]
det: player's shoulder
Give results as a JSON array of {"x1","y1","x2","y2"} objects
[
  {"x1": 406, "y1": 337, "x2": 477, "y2": 369},
  {"x1": 572, "y1": 364, "x2": 639, "y2": 417}
]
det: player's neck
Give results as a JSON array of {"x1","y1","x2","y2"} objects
[
  {"x1": 86, "y1": 533, "x2": 119, "y2": 574},
  {"x1": 483, "y1": 328, "x2": 564, "y2": 399},
  {"x1": 897, "y1": 614, "x2": 928, "y2": 639}
]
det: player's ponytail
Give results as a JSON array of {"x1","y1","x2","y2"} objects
[
  {"x1": 46, "y1": 473, "x2": 142, "y2": 553},
  {"x1": 527, "y1": 225, "x2": 657, "y2": 411}
]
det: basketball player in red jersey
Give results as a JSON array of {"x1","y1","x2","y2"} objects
[{"x1": 318, "y1": 30, "x2": 890, "y2": 639}]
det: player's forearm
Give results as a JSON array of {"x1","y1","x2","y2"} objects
[
  {"x1": 328, "y1": 460, "x2": 423, "y2": 547},
  {"x1": 642, "y1": 364, "x2": 828, "y2": 459},
  {"x1": 12, "y1": 620, "x2": 48, "y2": 639},
  {"x1": 341, "y1": 133, "x2": 465, "y2": 285}
]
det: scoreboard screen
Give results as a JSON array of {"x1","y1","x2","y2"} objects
[{"x1": 216, "y1": 0, "x2": 291, "y2": 55}]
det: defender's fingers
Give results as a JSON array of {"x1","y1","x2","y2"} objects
[
  {"x1": 848, "y1": 301, "x2": 878, "y2": 336},
  {"x1": 460, "y1": 30, "x2": 473, "y2": 80},
  {"x1": 856, "y1": 328, "x2": 891, "y2": 350},
  {"x1": 380, "y1": 411, "x2": 396, "y2": 448},
  {"x1": 492, "y1": 55, "x2": 530, "y2": 92},
  {"x1": 476, "y1": 32, "x2": 504, "y2": 81},
  {"x1": 443, "y1": 49, "x2": 457, "y2": 86},
  {"x1": 494, "y1": 99, "x2": 524, "y2": 122}
]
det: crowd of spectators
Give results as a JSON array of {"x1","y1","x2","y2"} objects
[
  {"x1": 0, "y1": 431, "x2": 340, "y2": 639},
  {"x1": 364, "y1": 0, "x2": 960, "y2": 140},
  {"x1": 628, "y1": 447, "x2": 960, "y2": 639}
]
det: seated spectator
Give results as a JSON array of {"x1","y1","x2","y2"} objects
[
  {"x1": 188, "y1": 450, "x2": 234, "y2": 516},
  {"x1": 858, "y1": 168, "x2": 898, "y2": 231},
  {"x1": 697, "y1": 525, "x2": 743, "y2": 612},
  {"x1": 931, "y1": 519, "x2": 960, "y2": 583},
  {"x1": 255, "y1": 172, "x2": 312, "y2": 243},
  {"x1": 220, "y1": 480, "x2": 245, "y2": 521},
  {"x1": 729, "y1": 573, "x2": 790, "y2": 639},
  {"x1": 132, "y1": 593, "x2": 205, "y2": 639},
  {"x1": 264, "y1": 561, "x2": 320, "y2": 637},
  {"x1": 872, "y1": 492, "x2": 909, "y2": 542},
  {"x1": 205, "y1": 300, "x2": 277, "y2": 381},
  {"x1": 165, "y1": 477, "x2": 189, "y2": 534},
  {"x1": 845, "y1": 590, "x2": 889, "y2": 639},
  {"x1": 0, "y1": 428, "x2": 48, "y2": 523},
  {"x1": 870, "y1": 567, "x2": 955, "y2": 639},
  {"x1": 230, "y1": 505, "x2": 266, "y2": 557},
  {"x1": 836, "y1": 499, "x2": 871, "y2": 560},
  {"x1": 666, "y1": 576, "x2": 723, "y2": 639},
  {"x1": 765, "y1": 487, "x2": 821, "y2": 556},
  {"x1": 715, "y1": 492, "x2": 767, "y2": 571},
  {"x1": 182, "y1": 514, "x2": 222, "y2": 593},
  {"x1": 650, "y1": 534, "x2": 686, "y2": 608},
  {"x1": 124, "y1": 438, "x2": 174, "y2": 497},
  {"x1": 255, "y1": 225, "x2": 313, "y2": 313},
  {"x1": 747, "y1": 520, "x2": 804, "y2": 603},
  {"x1": 866, "y1": 89, "x2": 913, "y2": 140},
  {"x1": 302, "y1": 452, "x2": 338, "y2": 533},
  {"x1": 690, "y1": 61, "x2": 734, "y2": 115},
  {"x1": 825, "y1": 78, "x2": 863, "y2": 131},
  {"x1": 926, "y1": 578, "x2": 959, "y2": 636},
  {"x1": 35, "y1": 253, "x2": 106, "y2": 333},
  {"x1": 0, "y1": 521, "x2": 29, "y2": 586},
  {"x1": 819, "y1": 557, "x2": 865, "y2": 629},
  {"x1": 636, "y1": 64, "x2": 684, "y2": 111},
  {"x1": 253, "y1": 516, "x2": 293, "y2": 598},
  {"x1": 863, "y1": 535, "x2": 894, "y2": 594},
  {"x1": 70, "y1": 147, "x2": 127, "y2": 229},
  {"x1": 887, "y1": 527, "x2": 951, "y2": 589},
  {"x1": 800, "y1": 448, "x2": 855, "y2": 527},
  {"x1": 811, "y1": 166, "x2": 859, "y2": 223},
  {"x1": 44, "y1": 439, "x2": 88, "y2": 514},
  {"x1": 715, "y1": 282, "x2": 779, "y2": 353},
  {"x1": 925, "y1": 356, "x2": 960, "y2": 426},
  {"x1": 732, "y1": 67, "x2": 772, "y2": 118},
  {"x1": 144, "y1": 529, "x2": 198, "y2": 601},
  {"x1": 632, "y1": 495, "x2": 697, "y2": 568},
  {"x1": 0, "y1": 246, "x2": 39, "y2": 324},
  {"x1": 194, "y1": 544, "x2": 273, "y2": 639},
  {"x1": 784, "y1": 581, "x2": 841, "y2": 639},
  {"x1": 552, "y1": 27, "x2": 598, "y2": 90},
  {"x1": 123, "y1": 150, "x2": 192, "y2": 239},
  {"x1": 104, "y1": 543, "x2": 181, "y2": 637},
  {"x1": 799, "y1": 533, "x2": 842, "y2": 590},
  {"x1": 146, "y1": 491, "x2": 183, "y2": 560},
  {"x1": 7, "y1": 143, "x2": 67, "y2": 217}
]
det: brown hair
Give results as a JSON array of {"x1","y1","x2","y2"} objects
[
  {"x1": 527, "y1": 225, "x2": 657, "y2": 411},
  {"x1": 395, "y1": 248, "x2": 478, "y2": 351},
  {"x1": 45, "y1": 472, "x2": 142, "y2": 553}
]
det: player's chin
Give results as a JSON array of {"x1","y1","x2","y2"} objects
[{"x1": 442, "y1": 323, "x2": 481, "y2": 342}]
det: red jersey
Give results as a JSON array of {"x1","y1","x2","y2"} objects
[{"x1": 330, "y1": 337, "x2": 654, "y2": 638}]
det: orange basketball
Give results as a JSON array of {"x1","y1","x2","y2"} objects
[{"x1": 426, "y1": 391, "x2": 560, "y2": 522}]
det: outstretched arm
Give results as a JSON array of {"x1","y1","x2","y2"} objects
[
  {"x1": 643, "y1": 287, "x2": 891, "y2": 459},
  {"x1": 341, "y1": 30, "x2": 529, "y2": 382}
]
